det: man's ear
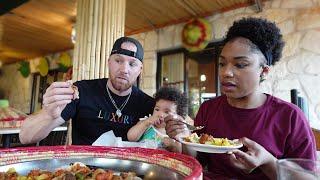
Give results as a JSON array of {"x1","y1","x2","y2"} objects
[{"x1": 139, "y1": 63, "x2": 143, "y2": 74}]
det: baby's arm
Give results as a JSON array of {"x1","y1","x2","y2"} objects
[{"x1": 127, "y1": 116, "x2": 159, "y2": 141}]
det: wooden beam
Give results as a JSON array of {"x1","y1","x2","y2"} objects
[
  {"x1": 126, "y1": 1, "x2": 258, "y2": 36},
  {"x1": 175, "y1": 0, "x2": 197, "y2": 17},
  {"x1": 255, "y1": 0, "x2": 263, "y2": 12}
]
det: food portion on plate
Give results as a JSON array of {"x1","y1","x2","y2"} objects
[
  {"x1": 183, "y1": 133, "x2": 239, "y2": 146},
  {"x1": 180, "y1": 133, "x2": 243, "y2": 153},
  {"x1": 0, "y1": 162, "x2": 141, "y2": 180}
]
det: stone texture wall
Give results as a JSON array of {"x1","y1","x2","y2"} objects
[
  {"x1": 0, "y1": 63, "x2": 32, "y2": 113},
  {"x1": 131, "y1": 0, "x2": 320, "y2": 128}
]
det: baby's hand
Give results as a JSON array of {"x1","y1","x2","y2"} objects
[{"x1": 145, "y1": 115, "x2": 162, "y2": 126}]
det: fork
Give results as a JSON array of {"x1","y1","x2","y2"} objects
[{"x1": 179, "y1": 121, "x2": 204, "y2": 131}]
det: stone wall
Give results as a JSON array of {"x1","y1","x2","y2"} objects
[
  {"x1": 0, "y1": 63, "x2": 32, "y2": 113},
  {"x1": 131, "y1": 0, "x2": 320, "y2": 128}
]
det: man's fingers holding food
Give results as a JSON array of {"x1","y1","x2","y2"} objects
[
  {"x1": 71, "y1": 85, "x2": 79, "y2": 100},
  {"x1": 44, "y1": 100, "x2": 72, "y2": 108},
  {"x1": 67, "y1": 80, "x2": 79, "y2": 100},
  {"x1": 44, "y1": 81, "x2": 79, "y2": 101},
  {"x1": 47, "y1": 82, "x2": 72, "y2": 90},
  {"x1": 43, "y1": 95, "x2": 74, "y2": 105},
  {"x1": 44, "y1": 88, "x2": 74, "y2": 98}
]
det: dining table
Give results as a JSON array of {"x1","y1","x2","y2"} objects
[{"x1": 0, "y1": 126, "x2": 67, "y2": 148}]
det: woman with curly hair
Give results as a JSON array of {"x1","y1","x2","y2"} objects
[{"x1": 165, "y1": 17, "x2": 316, "y2": 179}]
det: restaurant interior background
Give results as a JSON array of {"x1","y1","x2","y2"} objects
[{"x1": 0, "y1": 0, "x2": 320, "y2": 147}]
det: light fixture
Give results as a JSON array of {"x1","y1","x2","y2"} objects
[
  {"x1": 71, "y1": 25, "x2": 76, "y2": 44},
  {"x1": 200, "y1": 74, "x2": 206, "y2": 82}
]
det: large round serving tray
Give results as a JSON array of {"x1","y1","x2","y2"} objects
[{"x1": 0, "y1": 145, "x2": 202, "y2": 180}]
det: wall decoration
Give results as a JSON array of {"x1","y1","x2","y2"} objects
[
  {"x1": 58, "y1": 52, "x2": 72, "y2": 72},
  {"x1": 18, "y1": 61, "x2": 30, "y2": 78},
  {"x1": 37, "y1": 57, "x2": 49, "y2": 76},
  {"x1": 182, "y1": 18, "x2": 212, "y2": 52}
]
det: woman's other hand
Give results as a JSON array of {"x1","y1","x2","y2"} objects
[
  {"x1": 162, "y1": 137, "x2": 182, "y2": 152},
  {"x1": 228, "y1": 137, "x2": 277, "y2": 178},
  {"x1": 164, "y1": 114, "x2": 191, "y2": 140}
]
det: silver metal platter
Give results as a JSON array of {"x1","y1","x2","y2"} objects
[{"x1": 0, "y1": 157, "x2": 184, "y2": 180}]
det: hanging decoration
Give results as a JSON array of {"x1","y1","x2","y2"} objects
[
  {"x1": 37, "y1": 57, "x2": 49, "y2": 76},
  {"x1": 182, "y1": 18, "x2": 212, "y2": 52},
  {"x1": 58, "y1": 53, "x2": 72, "y2": 72},
  {"x1": 18, "y1": 61, "x2": 30, "y2": 78}
]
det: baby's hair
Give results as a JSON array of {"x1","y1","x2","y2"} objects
[{"x1": 154, "y1": 86, "x2": 188, "y2": 117}]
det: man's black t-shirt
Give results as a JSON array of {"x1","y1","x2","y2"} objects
[{"x1": 61, "y1": 78, "x2": 155, "y2": 145}]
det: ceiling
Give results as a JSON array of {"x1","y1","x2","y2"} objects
[{"x1": 0, "y1": 0, "x2": 261, "y2": 64}]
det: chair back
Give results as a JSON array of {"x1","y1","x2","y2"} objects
[{"x1": 312, "y1": 128, "x2": 320, "y2": 151}]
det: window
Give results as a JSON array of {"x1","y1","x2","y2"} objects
[{"x1": 157, "y1": 42, "x2": 223, "y2": 118}]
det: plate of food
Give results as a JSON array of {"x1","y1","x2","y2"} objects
[
  {"x1": 179, "y1": 133, "x2": 243, "y2": 153},
  {"x1": 0, "y1": 146, "x2": 203, "y2": 180},
  {"x1": 0, "y1": 162, "x2": 141, "y2": 180}
]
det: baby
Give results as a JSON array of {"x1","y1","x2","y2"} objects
[{"x1": 127, "y1": 86, "x2": 188, "y2": 150}]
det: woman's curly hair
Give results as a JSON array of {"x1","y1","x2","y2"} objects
[
  {"x1": 154, "y1": 86, "x2": 188, "y2": 117},
  {"x1": 225, "y1": 17, "x2": 285, "y2": 65}
]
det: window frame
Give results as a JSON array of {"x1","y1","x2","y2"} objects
[{"x1": 156, "y1": 41, "x2": 224, "y2": 95}]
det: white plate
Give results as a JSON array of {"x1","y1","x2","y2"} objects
[{"x1": 179, "y1": 138, "x2": 243, "y2": 153}]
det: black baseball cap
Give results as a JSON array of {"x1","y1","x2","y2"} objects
[{"x1": 110, "y1": 37, "x2": 144, "y2": 61}]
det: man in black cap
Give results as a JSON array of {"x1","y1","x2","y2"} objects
[{"x1": 20, "y1": 37, "x2": 155, "y2": 145}]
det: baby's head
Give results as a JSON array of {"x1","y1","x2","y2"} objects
[{"x1": 153, "y1": 86, "x2": 188, "y2": 128}]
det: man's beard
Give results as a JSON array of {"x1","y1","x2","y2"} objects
[{"x1": 110, "y1": 76, "x2": 132, "y2": 92}]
